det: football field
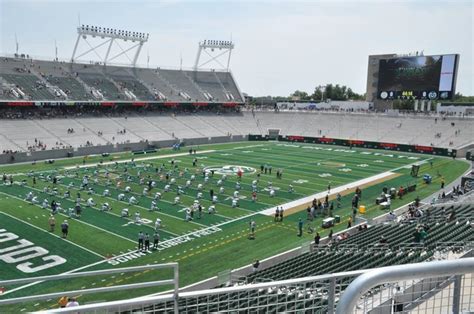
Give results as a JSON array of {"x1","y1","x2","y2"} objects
[{"x1": 0, "y1": 141, "x2": 469, "y2": 311}]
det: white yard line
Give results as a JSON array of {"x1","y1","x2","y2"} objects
[
  {"x1": 0, "y1": 211, "x2": 105, "y2": 259},
  {"x1": 0, "y1": 248, "x2": 146, "y2": 297},
  {"x1": 0, "y1": 191, "x2": 137, "y2": 244},
  {"x1": 63, "y1": 150, "x2": 217, "y2": 170}
]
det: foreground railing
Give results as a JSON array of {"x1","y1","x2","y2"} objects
[
  {"x1": 0, "y1": 263, "x2": 179, "y2": 313},
  {"x1": 4, "y1": 257, "x2": 473, "y2": 313},
  {"x1": 336, "y1": 257, "x2": 474, "y2": 314}
]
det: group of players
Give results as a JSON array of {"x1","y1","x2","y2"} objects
[{"x1": 21, "y1": 156, "x2": 294, "y2": 251}]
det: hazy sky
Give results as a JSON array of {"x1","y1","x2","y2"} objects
[{"x1": 1, "y1": 0, "x2": 473, "y2": 96}]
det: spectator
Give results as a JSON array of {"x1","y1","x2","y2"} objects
[
  {"x1": 252, "y1": 260, "x2": 260, "y2": 273},
  {"x1": 66, "y1": 297, "x2": 79, "y2": 307}
]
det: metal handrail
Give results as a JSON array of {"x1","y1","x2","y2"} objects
[
  {"x1": 0, "y1": 263, "x2": 179, "y2": 311},
  {"x1": 335, "y1": 257, "x2": 474, "y2": 314}
]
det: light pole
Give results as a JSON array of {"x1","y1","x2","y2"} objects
[{"x1": 318, "y1": 85, "x2": 326, "y2": 102}]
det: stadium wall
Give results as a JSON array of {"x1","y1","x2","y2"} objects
[
  {"x1": 248, "y1": 135, "x2": 458, "y2": 158},
  {"x1": 0, "y1": 135, "x2": 248, "y2": 165}
]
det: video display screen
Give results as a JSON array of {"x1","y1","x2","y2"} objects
[{"x1": 377, "y1": 54, "x2": 458, "y2": 100}]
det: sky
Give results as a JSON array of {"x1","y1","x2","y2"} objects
[{"x1": 1, "y1": 0, "x2": 473, "y2": 97}]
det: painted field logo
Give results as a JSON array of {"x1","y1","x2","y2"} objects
[{"x1": 204, "y1": 165, "x2": 256, "y2": 175}]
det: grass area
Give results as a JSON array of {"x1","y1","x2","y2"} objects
[{"x1": 0, "y1": 141, "x2": 469, "y2": 311}]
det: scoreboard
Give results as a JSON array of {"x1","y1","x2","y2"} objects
[{"x1": 377, "y1": 54, "x2": 459, "y2": 100}]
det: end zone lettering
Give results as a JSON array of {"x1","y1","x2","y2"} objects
[{"x1": 0, "y1": 228, "x2": 66, "y2": 273}]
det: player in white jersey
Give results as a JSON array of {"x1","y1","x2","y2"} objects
[
  {"x1": 135, "y1": 212, "x2": 142, "y2": 224},
  {"x1": 129, "y1": 196, "x2": 138, "y2": 205},
  {"x1": 154, "y1": 192, "x2": 162, "y2": 200},
  {"x1": 118, "y1": 193, "x2": 125, "y2": 201},
  {"x1": 31, "y1": 196, "x2": 39, "y2": 204},
  {"x1": 154, "y1": 218, "x2": 162, "y2": 230},
  {"x1": 87, "y1": 197, "x2": 95, "y2": 207},
  {"x1": 25, "y1": 191, "x2": 34, "y2": 202},
  {"x1": 121, "y1": 208, "x2": 129, "y2": 217},
  {"x1": 103, "y1": 189, "x2": 110, "y2": 197},
  {"x1": 208, "y1": 205, "x2": 216, "y2": 214}
]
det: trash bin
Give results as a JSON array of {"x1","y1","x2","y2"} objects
[
  {"x1": 334, "y1": 215, "x2": 341, "y2": 223},
  {"x1": 359, "y1": 205, "x2": 366, "y2": 214}
]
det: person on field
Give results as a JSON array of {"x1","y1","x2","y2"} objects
[
  {"x1": 138, "y1": 231, "x2": 144, "y2": 251},
  {"x1": 248, "y1": 220, "x2": 256, "y2": 239},
  {"x1": 144, "y1": 233, "x2": 150, "y2": 251},
  {"x1": 153, "y1": 232, "x2": 160, "y2": 250},
  {"x1": 48, "y1": 215, "x2": 56, "y2": 232},
  {"x1": 297, "y1": 218, "x2": 304, "y2": 237},
  {"x1": 61, "y1": 220, "x2": 69, "y2": 238}
]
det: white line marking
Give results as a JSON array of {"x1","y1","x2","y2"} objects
[
  {"x1": 63, "y1": 150, "x2": 216, "y2": 170},
  {"x1": 0, "y1": 211, "x2": 105, "y2": 259},
  {"x1": 0, "y1": 191, "x2": 136, "y2": 244},
  {"x1": 259, "y1": 171, "x2": 396, "y2": 215}
]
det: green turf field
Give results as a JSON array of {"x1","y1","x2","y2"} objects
[{"x1": 0, "y1": 141, "x2": 469, "y2": 311}]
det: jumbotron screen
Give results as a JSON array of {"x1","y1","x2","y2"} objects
[{"x1": 377, "y1": 54, "x2": 458, "y2": 100}]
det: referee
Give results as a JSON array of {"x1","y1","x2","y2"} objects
[{"x1": 138, "y1": 231, "x2": 144, "y2": 251}]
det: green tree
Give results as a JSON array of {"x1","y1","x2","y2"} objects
[
  {"x1": 290, "y1": 90, "x2": 310, "y2": 100},
  {"x1": 453, "y1": 93, "x2": 474, "y2": 103}
]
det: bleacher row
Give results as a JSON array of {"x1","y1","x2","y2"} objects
[
  {"x1": 1, "y1": 110, "x2": 473, "y2": 153},
  {"x1": 146, "y1": 208, "x2": 473, "y2": 313},
  {"x1": 0, "y1": 57, "x2": 242, "y2": 102}
]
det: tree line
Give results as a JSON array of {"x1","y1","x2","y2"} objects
[{"x1": 291, "y1": 84, "x2": 365, "y2": 101}]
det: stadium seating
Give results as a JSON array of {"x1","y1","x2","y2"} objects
[
  {"x1": 1, "y1": 110, "x2": 472, "y2": 153},
  {"x1": 143, "y1": 217, "x2": 474, "y2": 313},
  {"x1": 1, "y1": 73, "x2": 54, "y2": 100},
  {"x1": 1, "y1": 57, "x2": 242, "y2": 103}
]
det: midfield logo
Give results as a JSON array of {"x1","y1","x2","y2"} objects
[{"x1": 204, "y1": 165, "x2": 256, "y2": 175}]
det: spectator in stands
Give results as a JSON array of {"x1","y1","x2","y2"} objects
[
  {"x1": 252, "y1": 260, "x2": 260, "y2": 273},
  {"x1": 393, "y1": 286, "x2": 404, "y2": 312},
  {"x1": 387, "y1": 211, "x2": 397, "y2": 222},
  {"x1": 447, "y1": 208, "x2": 456, "y2": 222},
  {"x1": 58, "y1": 296, "x2": 68, "y2": 308},
  {"x1": 66, "y1": 297, "x2": 79, "y2": 307}
]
